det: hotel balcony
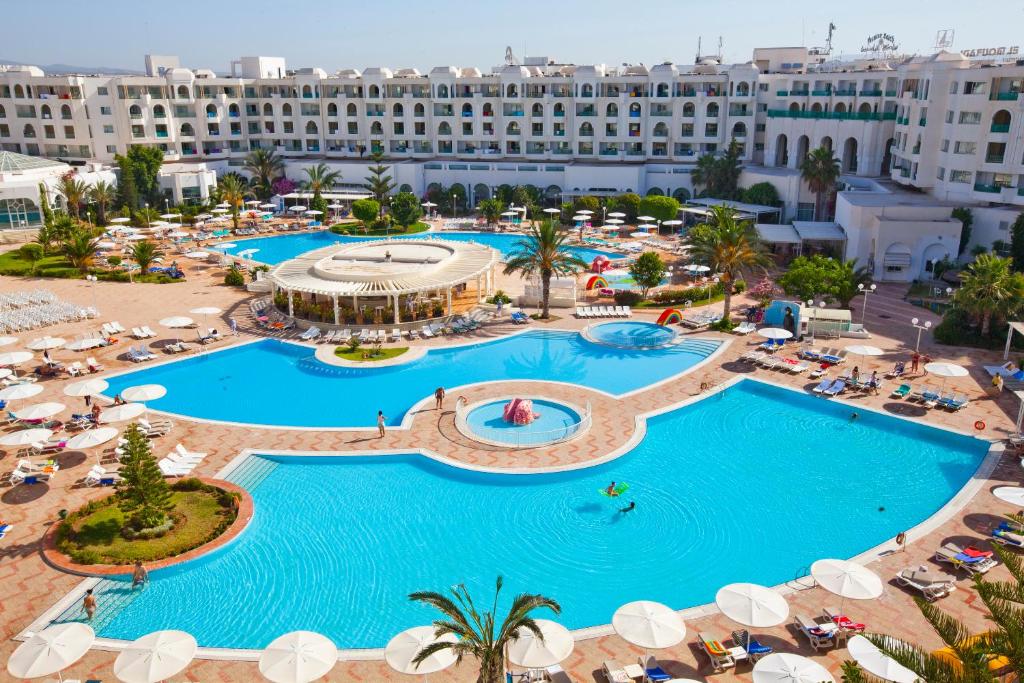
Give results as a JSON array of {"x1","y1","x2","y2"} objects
[
  {"x1": 991, "y1": 92, "x2": 1020, "y2": 101},
  {"x1": 991, "y1": 124, "x2": 1011, "y2": 133}
]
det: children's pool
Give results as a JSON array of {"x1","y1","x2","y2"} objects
[{"x1": 57, "y1": 380, "x2": 988, "y2": 649}]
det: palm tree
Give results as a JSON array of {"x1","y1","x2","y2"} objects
[
  {"x1": 684, "y1": 205, "x2": 770, "y2": 320},
  {"x1": 954, "y1": 254, "x2": 1024, "y2": 336},
  {"x1": 503, "y1": 221, "x2": 587, "y2": 319},
  {"x1": 217, "y1": 174, "x2": 251, "y2": 230},
  {"x1": 243, "y1": 148, "x2": 285, "y2": 199},
  {"x1": 63, "y1": 230, "x2": 100, "y2": 274},
  {"x1": 302, "y1": 162, "x2": 341, "y2": 196},
  {"x1": 691, "y1": 153, "x2": 719, "y2": 197},
  {"x1": 129, "y1": 240, "x2": 163, "y2": 274},
  {"x1": 833, "y1": 259, "x2": 874, "y2": 309},
  {"x1": 57, "y1": 175, "x2": 89, "y2": 220},
  {"x1": 410, "y1": 577, "x2": 561, "y2": 683},
  {"x1": 88, "y1": 180, "x2": 116, "y2": 226},
  {"x1": 800, "y1": 146, "x2": 841, "y2": 221}
]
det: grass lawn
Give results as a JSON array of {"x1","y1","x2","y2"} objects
[
  {"x1": 0, "y1": 248, "x2": 181, "y2": 283},
  {"x1": 330, "y1": 221, "x2": 430, "y2": 237},
  {"x1": 59, "y1": 490, "x2": 233, "y2": 564},
  {"x1": 335, "y1": 346, "x2": 408, "y2": 362}
]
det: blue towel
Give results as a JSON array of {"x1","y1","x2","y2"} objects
[
  {"x1": 954, "y1": 552, "x2": 984, "y2": 563},
  {"x1": 1013, "y1": 370, "x2": 1024, "y2": 381},
  {"x1": 646, "y1": 667, "x2": 671, "y2": 682},
  {"x1": 747, "y1": 639, "x2": 772, "y2": 654}
]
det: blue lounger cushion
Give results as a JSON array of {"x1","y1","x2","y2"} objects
[
  {"x1": 747, "y1": 638, "x2": 772, "y2": 654},
  {"x1": 646, "y1": 668, "x2": 671, "y2": 682}
]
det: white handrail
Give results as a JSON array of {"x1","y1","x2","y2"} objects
[{"x1": 455, "y1": 397, "x2": 590, "y2": 449}]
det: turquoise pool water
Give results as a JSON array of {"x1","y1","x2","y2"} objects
[
  {"x1": 465, "y1": 398, "x2": 582, "y2": 446},
  {"x1": 57, "y1": 380, "x2": 988, "y2": 648},
  {"x1": 103, "y1": 333, "x2": 721, "y2": 428},
  {"x1": 588, "y1": 321, "x2": 677, "y2": 348},
  {"x1": 213, "y1": 230, "x2": 618, "y2": 265}
]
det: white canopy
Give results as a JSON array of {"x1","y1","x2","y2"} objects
[
  {"x1": 64, "y1": 338, "x2": 105, "y2": 351},
  {"x1": 924, "y1": 362, "x2": 968, "y2": 378},
  {"x1": 258, "y1": 631, "x2": 337, "y2": 683},
  {"x1": 159, "y1": 316, "x2": 194, "y2": 329},
  {"x1": 612, "y1": 601, "x2": 685, "y2": 650},
  {"x1": 607, "y1": 212, "x2": 626, "y2": 218},
  {"x1": 0, "y1": 383, "x2": 44, "y2": 400},
  {"x1": 15, "y1": 402, "x2": 65, "y2": 420},
  {"x1": 0, "y1": 336, "x2": 19, "y2": 347},
  {"x1": 993, "y1": 486, "x2": 1024, "y2": 507},
  {"x1": 66, "y1": 427, "x2": 120, "y2": 450},
  {"x1": 758, "y1": 328, "x2": 793, "y2": 341},
  {"x1": 846, "y1": 344, "x2": 884, "y2": 357},
  {"x1": 847, "y1": 635, "x2": 918, "y2": 683},
  {"x1": 64, "y1": 378, "x2": 109, "y2": 397},
  {"x1": 113, "y1": 630, "x2": 197, "y2": 683},
  {"x1": 753, "y1": 653, "x2": 835, "y2": 683},
  {"x1": 715, "y1": 583, "x2": 789, "y2": 627},
  {"x1": 384, "y1": 626, "x2": 457, "y2": 676},
  {"x1": 811, "y1": 559, "x2": 884, "y2": 600},
  {"x1": 27, "y1": 336, "x2": 66, "y2": 350},
  {"x1": 121, "y1": 384, "x2": 167, "y2": 402},
  {"x1": 7, "y1": 623, "x2": 95, "y2": 679},
  {"x1": 507, "y1": 619, "x2": 574, "y2": 669},
  {"x1": 100, "y1": 402, "x2": 147, "y2": 423},
  {"x1": 0, "y1": 427, "x2": 53, "y2": 446},
  {"x1": 0, "y1": 350, "x2": 33, "y2": 365}
]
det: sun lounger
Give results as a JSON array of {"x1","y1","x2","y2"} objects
[
  {"x1": 141, "y1": 326, "x2": 157, "y2": 338},
  {"x1": 890, "y1": 383, "x2": 911, "y2": 398},
  {"x1": 622, "y1": 305, "x2": 632, "y2": 317},
  {"x1": 102, "y1": 322, "x2": 117, "y2": 336},
  {"x1": 821, "y1": 379, "x2": 845, "y2": 396},
  {"x1": 601, "y1": 660, "x2": 631, "y2": 683},
  {"x1": 173, "y1": 444, "x2": 207, "y2": 462},
  {"x1": 390, "y1": 328, "x2": 401, "y2": 342},
  {"x1": 822, "y1": 607, "x2": 865, "y2": 633},
  {"x1": 406, "y1": 328, "x2": 419, "y2": 340},
  {"x1": 732, "y1": 629, "x2": 772, "y2": 660},
  {"x1": 158, "y1": 459, "x2": 193, "y2": 477},
  {"x1": 896, "y1": 567, "x2": 957, "y2": 601},
  {"x1": 637, "y1": 654, "x2": 672, "y2": 682},
  {"x1": 84, "y1": 465, "x2": 121, "y2": 486},
  {"x1": 934, "y1": 544, "x2": 998, "y2": 574},
  {"x1": 110, "y1": 321, "x2": 126, "y2": 333},
  {"x1": 939, "y1": 393, "x2": 969, "y2": 411},
  {"x1": 812, "y1": 378, "x2": 833, "y2": 394},
  {"x1": 0, "y1": 523, "x2": 13, "y2": 538},
  {"x1": 697, "y1": 632, "x2": 736, "y2": 672},
  {"x1": 733, "y1": 321, "x2": 756, "y2": 335},
  {"x1": 420, "y1": 325, "x2": 434, "y2": 338},
  {"x1": 992, "y1": 524, "x2": 1024, "y2": 548},
  {"x1": 137, "y1": 418, "x2": 172, "y2": 437},
  {"x1": 299, "y1": 326, "x2": 321, "y2": 341},
  {"x1": 576, "y1": 307, "x2": 587, "y2": 319},
  {"x1": 131, "y1": 327, "x2": 147, "y2": 339},
  {"x1": 985, "y1": 361, "x2": 1019, "y2": 377},
  {"x1": 795, "y1": 615, "x2": 836, "y2": 650}
]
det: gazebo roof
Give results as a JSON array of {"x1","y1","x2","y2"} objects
[
  {"x1": 268, "y1": 238, "x2": 500, "y2": 297},
  {"x1": 0, "y1": 151, "x2": 68, "y2": 174}
]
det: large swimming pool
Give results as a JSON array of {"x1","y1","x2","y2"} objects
[
  {"x1": 56, "y1": 380, "x2": 988, "y2": 649},
  {"x1": 103, "y1": 333, "x2": 722, "y2": 428},
  {"x1": 213, "y1": 230, "x2": 618, "y2": 265}
]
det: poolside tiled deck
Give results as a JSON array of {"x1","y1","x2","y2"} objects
[{"x1": 0, "y1": 270, "x2": 1021, "y2": 682}]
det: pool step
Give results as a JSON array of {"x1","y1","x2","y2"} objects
[
  {"x1": 676, "y1": 339, "x2": 721, "y2": 357},
  {"x1": 224, "y1": 455, "x2": 278, "y2": 492},
  {"x1": 51, "y1": 577, "x2": 139, "y2": 633}
]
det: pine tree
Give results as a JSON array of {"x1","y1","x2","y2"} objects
[
  {"x1": 364, "y1": 152, "x2": 396, "y2": 212},
  {"x1": 1010, "y1": 213, "x2": 1024, "y2": 273},
  {"x1": 116, "y1": 424, "x2": 174, "y2": 530}
]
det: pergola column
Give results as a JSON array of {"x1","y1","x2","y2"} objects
[
  {"x1": 333, "y1": 296, "x2": 340, "y2": 325},
  {"x1": 287, "y1": 289, "x2": 294, "y2": 317},
  {"x1": 446, "y1": 288, "x2": 453, "y2": 315},
  {"x1": 477, "y1": 275, "x2": 484, "y2": 302},
  {"x1": 393, "y1": 294, "x2": 400, "y2": 324},
  {"x1": 353, "y1": 294, "x2": 359, "y2": 321}
]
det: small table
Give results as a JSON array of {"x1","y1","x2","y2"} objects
[
  {"x1": 623, "y1": 663, "x2": 644, "y2": 681},
  {"x1": 728, "y1": 646, "x2": 750, "y2": 664}
]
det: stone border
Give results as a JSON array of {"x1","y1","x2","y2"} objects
[
  {"x1": 40, "y1": 479, "x2": 254, "y2": 577},
  {"x1": 313, "y1": 344, "x2": 426, "y2": 368}
]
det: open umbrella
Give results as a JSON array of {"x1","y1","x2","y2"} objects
[
  {"x1": 993, "y1": 486, "x2": 1024, "y2": 507},
  {"x1": 167, "y1": 231, "x2": 189, "y2": 238},
  {"x1": 684, "y1": 264, "x2": 710, "y2": 273},
  {"x1": 847, "y1": 635, "x2": 918, "y2": 683},
  {"x1": 543, "y1": 208, "x2": 561, "y2": 214},
  {"x1": 0, "y1": 350, "x2": 34, "y2": 366},
  {"x1": 637, "y1": 215, "x2": 656, "y2": 221},
  {"x1": 27, "y1": 336, "x2": 66, "y2": 351},
  {"x1": 0, "y1": 383, "x2": 44, "y2": 400},
  {"x1": 289, "y1": 205, "x2": 308, "y2": 213},
  {"x1": 326, "y1": 203, "x2": 343, "y2": 210},
  {"x1": 64, "y1": 378, "x2": 109, "y2": 397},
  {"x1": 663, "y1": 219, "x2": 683, "y2": 227},
  {"x1": 576, "y1": 209, "x2": 594, "y2": 215},
  {"x1": 384, "y1": 626, "x2": 457, "y2": 679},
  {"x1": 924, "y1": 362, "x2": 968, "y2": 391},
  {"x1": 606, "y1": 219, "x2": 624, "y2": 225},
  {"x1": 811, "y1": 558, "x2": 883, "y2": 616},
  {"x1": 0, "y1": 427, "x2": 53, "y2": 446},
  {"x1": 631, "y1": 232, "x2": 652, "y2": 238},
  {"x1": 159, "y1": 213, "x2": 180, "y2": 220},
  {"x1": 190, "y1": 307, "x2": 222, "y2": 331},
  {"x1": 0, "y1": 368, "x2": 12, "y2": 380},
  {"x1": 421, "y1": 202, "x2": 437, "y2": 208},
  {"x1": 109, "y1": 217, "x2": 131, "y2": 224},
  {"x1": 258, "y1": 631, "x2": 337, "y2": 683},
  {"x1": 7, "y1": 623, "x2": 95, "y2": 681},
  {"x1": 758, "y1": 328, "x2": 793, "y2": 350},
  {"x1": 64, "y1": 338, "x2": 105, "y2": 351},
  {"x1": 753, "y1": 653, "x2": 834, "y2": 683},
  {"x1": 185, "y1": 251, "x2": 210, "y2": 259},
  {"x1": 121, "y1": 384, "x2": 167, "y2": 403},
  {"x1": 15, "y1": 402, "x2": 65, "y2": 421},
  {"x1": 715, "y1": 583, "x2": 789, "y2": 628},
  {"x1": 846, "y1": 344, "x2": 884, "y2": 357},
  {"x1": 608, "y1": 212, "x2": 626, "y2": 218},
  {"x1": 572, "y1": 215, "x2": 590, "y2": 222},
  {"x1": 612, "y1": 600, "x2": 685, "y2": 651},
  {"x1": 66, "y1": 427, "x2": 120, "y2": 450},
  {"x1": 304, "y1": 210, "x2": 322, "y2": 216},
  {"x1": 159, "y1": 316, "x2": 194, "y2": 329},
  {"x1": 211, "y1": 208, "x2": 228, "y2": 214},
  {"x1": 261, "y1": 203, "x2": 277, "y2": 210},
  {"x1": 0, "y1": 336, "x2": 19, "y2": 347},
  {"x1": 100, "y1": 402, "x2": 147, "y2": 423},
  {"x1": 508, "y1": 619, "x2": 574, "y2": 670},
  {"x1": 113, "y1": 629, "x2": 197, "y2": 683}
]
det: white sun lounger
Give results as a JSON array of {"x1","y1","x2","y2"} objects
[
  {"x1": 390, "y1": 328, "x2": 401, "y2": 342},
  {"x1": 896, "y1": 567, "x2": 956, "y2": 601},
  {"x1": 140, "y1": 326, "x2": 157, "y2": 338},
  {"x1": 420, "y1": 325, "x2": 435, "y2": 338}
]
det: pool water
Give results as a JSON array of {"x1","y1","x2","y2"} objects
[
  {"x1": 61, "y1": 380, "x2": 988, "y2": 649},
  {"x1": 213, "y1": 230, "x2": 618, "y2": 265},
  {"x1": 103, "y1": 333, "x2": 721, "y2": 428},
  {"x1": 602, "y1": 268, "x2": 669, "y2": 291},
  {"x1": 465, "y1": 398, "x2": 582, "y2": 446},
  {"x1": 588, "y1": 321, "x2": 678, "y2": 349}
]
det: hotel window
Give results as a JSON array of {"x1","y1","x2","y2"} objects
[
  {"x1": 97, "y1": 87, "x2": 108, "y2": 95},
  {"x1": 949, "y1": 170, "x2": 972, "y2": 183},
  {"x1": 963, "y1": 81, "x2": 986, "y2": 95},
  {"x1": 0, "y1": 124, "x2": 8, "y2": 137},
  {"x1": 395, "y1": 122, "x2": 405, "y2": 134},
  {"x1": 953, "y1": 141, "x2": 976, "y2": 154},
  {"x1": 958, "y1": 111, "x2": 981, "y2": 125},
  {"x1": 949, "y1": 81, "x2": 958, "y2": 94},
  {"x1": 704, "y1": 123, "x2": 718, "y2": 136},
  {"x1": 605, "y1": 123, "x2": 617, "y2": 136},
  {"x1": 940, "y1": 139, "x2": 949, "y2": 152},
  {"x1": 936, "y1": 167, "x2": 945, "y2": 180},
  {"x1": 347, "y1": 122, "x2": 358, "y2": 134},
  {"x1": 414, "y1": 122, "x2": 425, "y2": 135},
  {"x1": 106, "y1": 144, "x2": 116, "y2": 153},
  {"x1": 103, "y1": 124, "x2": 114, "y2": 134},
  {"x1": 283, "y1": 122, "x2": 293, "y2": 134},
  {"x1": 63, "y1": 126, "x2": 74, "y2": 138},
  {"x1": 100, "y1": 106, "x2": 112, "y2": 115},
  {"x1": 945, "y1": 111, "x2": 954, "y2": 124}
]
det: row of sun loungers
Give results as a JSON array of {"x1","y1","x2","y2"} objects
[
  {"x1": 681, "y1": 312, "x2": 723, "y2": 329},
  {"x1": 812, "y1": 378, "x2": 847, "y2": 397},
  {"x1": 739, "y1": 351, "x2": 810, "y2": 374},
  {"x1": 886, "y1": 385, "x2": 970, "y2": 410},
  {"x1": 128, "y1": 345, "x2": 157, "y2": 362},
  {"x1": 131, "y1": 326, "x2": 159, "y2": 339},
  {"x1": 799, "y1": 347, "x2": 848, "y2": 364},
  {"x1": 575, "y1": 306, "x2": 632, "y2": 318},
  {"x1": 158, "y1": 444, "x2": 208, "y2": 477}
]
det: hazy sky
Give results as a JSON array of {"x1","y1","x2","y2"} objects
[{"x1": 6, "y1": 0, "x2": 1024, "y2": 72}]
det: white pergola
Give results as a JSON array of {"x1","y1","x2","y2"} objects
[{"x1": 268, "y1": 239, "x2": 501, "y2": 325}]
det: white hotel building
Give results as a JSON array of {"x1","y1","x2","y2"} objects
[{"x1": 0, "y1": 48, "x2": 1021, "y2": 280}]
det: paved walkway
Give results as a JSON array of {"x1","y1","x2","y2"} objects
[{"x1": 0, "y1": 269, "x2": 1022, "y2": 682}]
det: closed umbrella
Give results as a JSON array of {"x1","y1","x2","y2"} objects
[
  {"x1": 993, "y1": 486, "x2": 1024, "y2": 507},
  {"x1": 7, "y1": 623, "x2": 95, "y2": 681},
  {"x1": 847, "y1": 635, "x2": 918, "y2": 683},
  {"x1": 113, "y1": 630, "x2": 197, "y2": 683},
  {"x1": 753, "y1": 653, "x2": 834, "y2": 683},
  {"x1": 0, "y1": 427, "x2": 53, "y2": 446},
  {"x1": 64, "y1": 378, "x2": 109, "y2": 397},
  {"x1": 384, "y1": 626, "x2": 457, "y2": 679},
  {"x1": 612, "y1": 600, "x2": 685, "y2": 651},
  {"x1": 15, "y1": 402, "x2": 65, "y2": 421},
  {"x1": 27, "y1": 336, "x2": 66, "y2": 351},
  {"x1": 66, "y1": 427, "x2": 119, "y2": 450},
  {"x1": 258, "y1": 631, "x2": 337, "y2": 683},
  {"x1": 507, "y1": 619, "x2": 574, "y2": 669},
  {"x1": 121, "y1": 385, "x2": 167, "y2": 403},
  {"x1": 0, "y1": 383, "x2": 44, "y2": 400},
  {"x1": 715, "y1": 583, "x2": 789, "y2": 628},
  {"x1": 100, "y1": 402, "x2": 147, "y2": 423}
]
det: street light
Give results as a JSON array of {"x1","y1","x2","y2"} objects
[
  {"x1": 911, "y1": 317, "x2": 932, "y2": 353},
  {"x1": 85, "y1": 274, "x2": 98, "y2": 314},
  {"x1": 451, "y1": 194, "x2": 456, "y2": 219},
  {"x1": 144, "y1": 202, "x2": 150, "y2": 230},
  {"x1": 858, "y1": 282, "x2": 877, "y2": 324},
  {"x1": 806, "y1": 299, "x2": 826, "y2": 341}
]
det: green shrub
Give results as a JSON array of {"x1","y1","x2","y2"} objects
[
  {"x1": 224, "y1": 266, "x2": 245, "y2": 287},
  {"x1": 171, "y1": 477, "x2": 207, "y2": 492},
  {"x1": 69, "y1": 549, "x2": 102, "y2": 565},
  {"x1": 733, "y1": 279, "x2": 746, "y2": 294},
  {"x1": 613, "y1": 290, "x2": 643, "y2": 305},
  {"x1": 709, "y1": 318, "x2": 736, "y2": 332},
  {"x1": 489, "y1": 290, "x2": 512, "y2": 305}
]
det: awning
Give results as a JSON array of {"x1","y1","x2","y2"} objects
[
  {"x1": 755, "y1": 223, "x2": 801, "y2": 244},
  {"x1": 793, "y1": 222, "x2": 846, "y2": 241},
  {"x1": 686, "y1": 198, "x2": 783, "y2": 216},
  {"x1": 883, "y1": 253, "x2": 911, "y2": 266},
  {"x1": 680, "y1": 206, "x2": 756, "y2": 220},
  {"x1": 281, "y1": 192, "x2": 372, "y2": 201}
]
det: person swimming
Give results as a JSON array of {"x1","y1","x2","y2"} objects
[
  {"x1": 620, "y1": 501, "x2": 636, "y2": 513},
  {"x1": 605, "y1": 481, "x2": 618, "y2": 496},
  {"x1": 850, "y1": 412, "x2": 859, "y2": 420}
]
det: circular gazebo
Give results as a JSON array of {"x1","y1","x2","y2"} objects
[{"x1": 267, "y1": 238, "x2": 501, "y2": 326}]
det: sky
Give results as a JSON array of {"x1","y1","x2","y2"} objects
[{"x1": 5, "y1": 0, "x2": 1024, "y2": 73}]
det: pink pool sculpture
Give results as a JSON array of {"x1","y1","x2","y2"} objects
[{"x1": 503, "y1": 398, "x2": 541, "y2": 425}]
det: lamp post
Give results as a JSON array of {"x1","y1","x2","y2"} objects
[
  {"x1": 85, "y1": 274, "x2": 98, "y2": 314},
  {"x1": 858, "y1": 282, "x2": 877, "y2": 324},
  {"x1": 144, "y1": 202, "x2": 150, "y2": 230},
  {"x1": 451, "y1": 194, "x2": 456, "y2": 219},
  {"x1": 805, "y1": 299, "x2": 825, "y2": 341},
  {"x1": 911, "y1": 317, "x2": 932, "y2": 353}
]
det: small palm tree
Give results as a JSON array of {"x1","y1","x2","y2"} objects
[
  {"x1": 684, "y1": 205, "x2": 771, "y2": 320},
  {"x1": 243, "y1": 148, "x2": 285, "y2": 199},
  {"x1": 477, "y1": 198, "x2": 503, "y2": 225},
  {"x1": 954, "y1": 253, "x2": 1024, "y2": 336},
  {"x1": 504, "y1": 221, "x2": 587, "y2": 318},
  {"x1": 129, "y1": 240, "x2": 163, "y2": 274},
  {"x1": 800, "y1": 146, "x2": 841, "y2": 221},
  {"x1": 88, "y1": 180, "x2": 116, "y2": 226},
  {"x1": 218, "y1": 174, "x2": 251, "y2": 230},
  {"x1": 57, "y1": 175, "x2": 89, "y2": 220},
  {"x1": 302, "y1": 162, "x2": 341, "y2": 196},
  {"x1": 410, "y1": 577, "x2": 561, "y2": 683},
  {"x1": 63, "y1": 230, "x2": 100, "y2": 274}
]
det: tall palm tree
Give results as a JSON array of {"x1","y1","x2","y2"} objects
[
  {"x1": 410, "y1": 577, "x2": 561, "y2": 683},
  {"x1": 302, "y1": 162, "x2": 341, "y2": 196},
  {"x1": 684, "y1": 205, "x2": 770, "y2": 320},
  {"x1": 504, "y1": 220, "x2": 587, "y2": 319},
  {"x1": 954, "y1": 254, "x2": 1024, "y2": 336},
  {"x1": 243, "y1": 148, "x2": 285, "y2": 199},
  {"x1": 63, "y1": 230, "x2": 100, "y2": 274},
  {"x1": 800, "y1": 146, "x2": 841, "y2": 221},
  {"x1": 57, "y1": 175, "x2": 89, "y2": 220},
  {"x1": 87, "y1": 180, "x2": 116, "y2": 226},
  {"x1": 217, "y1": 174, "x2": 251, "y2": 230},
  {"x1": 129, "y1": 240, "x2": 163, "y2": 274}
]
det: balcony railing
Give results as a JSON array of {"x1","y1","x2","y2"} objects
[
  {"x1": 974, "y1": 183, "x2": 1002, "y2": 193},
  {"x1": 776, "y1": 90, "x2": 789, "y2": 96},
  {"x1": 790, "y1": 90, "x2": 809, "y2": 96},
  {"x1": 859, "y1": 90, "x2": 883, "y2": 97},
  {"x1": 992, "y1": 92, "x2": 1020, "y2": 101},
  {"x1": 884, "y1": 90, "x2": 898, "y2": 97},
  {"x1": 991, "y1": 123, "x2": 1011, "y2": 133},
  {"x1": 834, "y1": 89, "x2": 855, "y2": 96},
  {"x1": 766, "y1": 110, "x2": 897, "y2": 122},
  {"x1": 985, "y1": 154, "x2": 1005, "y2": 164},
  {"x1": 811, "y1": 90, "x2": 831, "y2": 96},
  {"x1": 1019, "y1": 187, "x2": 1024, "y2": 196},
  {"x1": 918, "y1": 118, "x2": 927, "y2": 126}
]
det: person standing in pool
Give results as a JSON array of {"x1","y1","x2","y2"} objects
[
  {"x1": 132, "y1": 560, "x2": 148, "y2": 589},
  {"x1": 377, "y1": 410, "x2": 387, "y2": 438},
  {"x1": 434, "y1": 387, "x2": 446, "y2": 410},
  {"x1": 83, "y1": 589, "x2": 97, "y2": 620}
]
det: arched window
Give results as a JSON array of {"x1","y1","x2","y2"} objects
[
  {"x1": 22, "y1": 123, "x2": 35, "y2": 137},
  {"x1": 462, "y1": 102, "x2": 473, "y2": 116},
  {"x1": 399, "y1": 183, "x2": 413, "y2": 193},
  {"x1": 506, "y1": 83, "x2": 518, "y2": 98},
  {"x1": 581, "y1": 84, "x2": 594, "y2": 98},
  {"x1": 843, "y1": 137, "x2": 858, "y2": 172},
  {"x1": 371, "y1": 121, "x2": 383, "y2": 135},
  {"x1": 263, "y1": 103, "x2": 273, "y2": 116},
  {"x1": 327, "y1": 103, "x2": 337, "y2": 116},
  {"x1": 858, "y1": 102, "x2": 872, "y2": 114},
  {"x1": 13, "y1": 85, "x2": 24, "y2": 98},
  {"x1": 646, "y1": 187, "x2": 664, "y2": 196},
  {"x1": 672, "y1": 187, "x2": 691, "y2": 202},
  {"x1": 437, "y1": 84, "x2": 449, "y2": 98},
  {"x1": 305, "y1": 121, "x2": 318, "y2": 134},
  {"x1": 629, "y1": 102, "x2": 641, "y2": 116},
  {"x1": 821, "y1": 136, "x2": 833, "y2": 151},
  {"x1": 506, "y1": 121, "x2": 520, "y2": 135},
  {"x1": 553, "y1": 103, "x2": 564, "y2": 116},
  {"x1": 473, "y1": 183, "x2": 490, "y2": 203},
  {"x1": 774, "y1": 134, "x2": 788, "y2": 166},
  {"x1": 795, "y1": 135, "x2": 809, "y2": 165},
  {"x1": 811, "y1": 102, "x2": 822, "y2": 113},
  {"x1": 682, "y1": 102, "x2": 695, "y2": 117},
  {"x1": 438, "y1": 121, "x2": 452, "y2": 135},
  {"x1": 653, "y1": 122, "x2": 668, "y2": 137},
  {"x1": 579, "y1": 122, "x2": 594, "y2": 136},
  {"x1": 228, "y1": 103, "x2": 239, "y2": 117},
  {"x1": 176, "y1": 85, "x2": 189, "y2": 98},
  {"x1": 834, "y1": 102, "x2": 847, "y2": 113},
  {"x1": 736, "y1": 82, "x2": 750, "y2": 96},
  {"x1": 732, "y1": 122, "x2": 747, "y2": 137},
  {"x1": 129, "y1": 104, "x2": 143, "y2": 118},
  {"x1": 180, "y1": 122, "x2": 194, "y2": 136},
  {"x1": 302, "y1": 85, "x2": 312, "y2": 97},
  {"x1": 788, "y1": 102, "x2": 801, "y2": 112},
  {"x1": 394, "y1": 103, "x2": 404, "y2": 117},
  {"x1": 40, "y1": 105, "x2": 52, "y2": 119},
  {"x1": 992, "y1": 109, "x2": 1012, "y2": 129},
  {"x1": 347, "y1": 103, "x2": 357, "y2": 116},
  {"x1": 205, "y1": 103, "x2": 217, "y2": 116},
  {"x1": 606, "y1": 103, "x2": 618, "y2": 116},
  {"x1": 414, "y1": 103, "x2": 425, "y2": 117},
  {"x1": 706, "y1": 102, "x2": 719, "y2": 117},
  {"x1": 368, "y1": 85, "x2": 380, "y2": 98},
  {"x1": 282, "y1": 103, "x2": 292, "y2": 116},
  {"x1": 532, "y1": 103, "x2": 543, "y2": 117},
  {"x1": 0, "y1": 104, "x2": 6, "y2": 118},
  {"x1": 656, "y1": 83, "x2": 669, "y2": 97}
]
